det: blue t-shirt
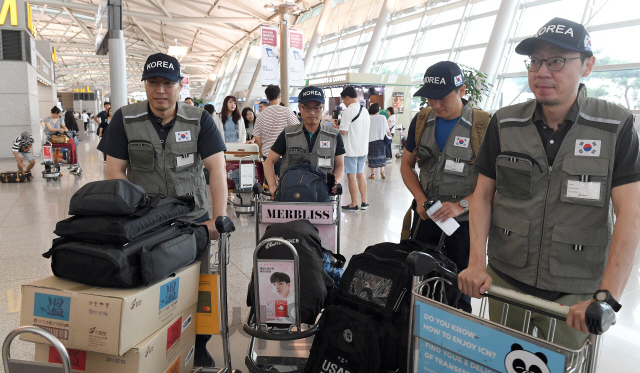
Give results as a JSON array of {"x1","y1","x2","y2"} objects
[{"x1": 405, "y1": 114, "x2": 461, "y2": 152}]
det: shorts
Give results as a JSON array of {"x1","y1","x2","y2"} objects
[
  {"x1": 344, "y1": 155, "x2": 366, "y2": 174},
  {"x1": 18, "y1": 152, "x2": 35, "y2": 162}
]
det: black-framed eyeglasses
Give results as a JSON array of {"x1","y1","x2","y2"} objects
[
  {"x1": 524, "y1": 57, "x2": 582, "y2": 72},
  {"x1": 301, "y1": 105, "x2": 324, "y2": 113}
]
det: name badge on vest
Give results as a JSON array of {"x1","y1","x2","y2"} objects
[
  {"x1": 320, "y1": 140, "x2": 330, "y2": 148},
  {"x1": 574, "y1": 139, "x2": 601, "y2": 156},
  {"x1": 318, "y1": 157, "x2": 332, "y2": 168},
  {"x1": 453, "y1": 136, "x2": 470, "y2": 148},
  {"x1": 444, "y1": 159, "x2": 465, "y2": 173},
  {"x1": 175, "y1": 131, "x2": 192, "y2": 142},
  {"x1": 176, "y1": 153, "x2": 195, "y2": 167},
  {"x1": 566, "y1": 180, "x2": 601, "y2": 200}
]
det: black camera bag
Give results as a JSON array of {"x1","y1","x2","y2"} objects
[{"x1": 68, "y1": 179, "x2": 150, "y2": 216}]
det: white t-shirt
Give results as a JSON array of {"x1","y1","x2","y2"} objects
[
  {"x1": 369, "y1": 114, "x2": 388, "y2": 142},
  {"x1": 340, "y1": 102, "x2": 370, "y2": 157},
  {"x1": 82, "y1": 113, "x2": 89, "y2": 122},
  {"x1": 388, "y1": 114, "x2": 397, "y2": 132},
  {"x1": 253, "y1": 105, "x2": 299, "y2": 157}
]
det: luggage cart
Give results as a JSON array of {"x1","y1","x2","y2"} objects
[
  {"x1": 395, "y1": 125, "x2": 406, "y2": 158},
  {"x1": 253, "y1": 186, "x2": 343, "y2": 254},
  {"x1": 243, "y1": 238, "x2": 317, "y2": 373},
  {"x1": 2, "y1": 326, "x2": 72, "y2": 373},
  {"x1": 405, "y1": 251, "x2": 616, "y2": 373},
  {"x1": 225, "y1": 144, "x2": 264, "y2": 217},
  {"x1": 41, "y1": 139, "x2": 82, "y2": 181},
  {"x1": 196, "y1": 216, "x2": 243, "y2": 373}
]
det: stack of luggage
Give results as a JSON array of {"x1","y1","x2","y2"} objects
[{"x1": 19, "y1": 180, "x2": 209, "y2": 372}]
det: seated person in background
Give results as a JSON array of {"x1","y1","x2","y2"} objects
[
  {"x1": 43, "y1": 106, "x2": 67, "y2": 137},
  {"x1": 263, "y1": 86, "x2": 345, "y2": 198},
  {"x1": 12, "y1": 131, "x2": 35, "y2": 172}
]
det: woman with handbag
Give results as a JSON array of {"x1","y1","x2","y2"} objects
[{"x1": 367, "y1": 103, "x2": 390, "y2": 179}]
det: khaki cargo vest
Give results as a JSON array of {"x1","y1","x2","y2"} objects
[
  {"x1": 488, "y1": 87, "x2": 630, "y2": 293},
  {"x1": 122, "y1": 101, "x2": 207, "y2": 221},
  {"x1": 280, "y1": 123, "x2": 339, "y2": 177},
  {"x1": 417, "y1": 102, "x2": 478, "y2": 222}
]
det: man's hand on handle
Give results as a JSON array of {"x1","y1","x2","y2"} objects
[
  {"x1": 458, "y1": 265, "x2": 492, "y2": 299},
  {"x1": 204, "y1": 219, "x2": 220, "y2": 240}
]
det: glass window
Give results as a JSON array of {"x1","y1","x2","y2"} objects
[
  {"x1": 472, "y1": 0, "x2": 501, "y2": 14},
  {"x1": 420, "y1": 24, "x2": 457, "y2": 53},
  {"x1": 316, "y1": 54, "x2": 333, "y2": 74},
  {"x1": 518, "y1": 0, "x2": 587, "y2": 36},
  {"x1": 591, "y1": 26, "x2": 640, "y2": 66},
  {"x1": 430, "y1": 5, "x2": 464, "y2": 26},
  {"x1": 387, "y1": 34, "x2": 417, "y2": 59},
  {"x1": 378, "y1": 60, "x2": 404, "y2": 75},
  {"x1": 342, "y1": 34, "x2": 361, "y2": 48},
  {"x1": 588, "y1": 0, "x2": 640, "y2": 25},
  {"x1": 456, "y1": 47, "x2": 486, "y2": 70},
  {"x1": 583, "y1": 69, "x2": 640, "y2": 110},
  {"x1": 391, "y1": 16, "x2": 422, "y2": 35},
  {"x1": 462, "y1": 15, "x2": 496, "y2": 46},
  {"x1": 412, "y1": 53, "x2": 449, "y2": 81},
  {"x1": 311, "y1": 5, "x2": 323, "y2": 17},
  {"x1": 505, "y1": 46, "x2": 528, "y2": 73},
  {"x1": 495, "y1": 77, "x2": 533, "y2": 109},
  {"x1": 336, "y1": 48, "x2": 356, "y2": 69},
  {"x1": 297, "y1": 12, "x2": 308, "y2": 23}
]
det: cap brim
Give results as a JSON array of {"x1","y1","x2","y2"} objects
[
  {"x1": 298, "y1": 97, "x2": 325, "y2": 104},
  {"x1": 514, "y1": 37, "x2": 593, "y2": 56},
  {"x1": 141, "y1": 71, "x2": 181, "y2": 82},
  {"x1": 413, "y1": 85, "x2": 453, "y2": 99}
]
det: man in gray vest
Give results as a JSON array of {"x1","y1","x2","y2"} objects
[
  {"x1": 264, "y1": 86, "x2": 345, "y2": 197},
  {"x1": 459, "y1": 18, "x2": 640, "y2": 349},
  {"x1": 401, "y1": 61, "x2": 490, "y2": 313},
  {"x1": 102, "y1": 53, "x2": 228, "y2": 367}
]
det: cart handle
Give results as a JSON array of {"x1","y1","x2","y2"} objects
[{"x1": 2, "y1": 326, "x2": 73, "y2": 373}]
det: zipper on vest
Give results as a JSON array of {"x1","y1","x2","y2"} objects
[{"x1": 535, "y1": 165, "x2": 553, "y2": 286}]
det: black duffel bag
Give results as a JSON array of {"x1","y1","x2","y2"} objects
[
  {"x1": 68, "y1": 179, "x2": 150, "y2": 216},
  {"x1": 274, "y1": 161, "x2": 330, "y2": 203},
  {"x1": 43, "y1": 222, "x2": 210, "y2": 287},
  {"x1": 54, "y1": 195, "x2": 194, "y2": 245}
]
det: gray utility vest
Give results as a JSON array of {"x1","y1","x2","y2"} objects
[
  {"x1": 417, "y1": 102, "x2": 477, "y2": 222},
  {"x1": 489, "y1": 87, "x2": 630, "y2": 294},
  {"x1": 280, "y1": 123, "x2": 340, "y2": 177},
  {"x1": 122, "y1": 101, "x2": 207, "y2": 221}
]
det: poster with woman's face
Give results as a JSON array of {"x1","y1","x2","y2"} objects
[
  {"x1": 257, "y1": 261, "x2": 296, "y2": 324},
  {"x1": 392, "y1": 92, "x2": 404, "y2": 113}
]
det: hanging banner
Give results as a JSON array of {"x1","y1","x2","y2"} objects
[
  {"x1": 261, "y1": 24, "x2": 280, "y2": 86},
  {"x1": 180, "y1": 75, "x2": 191, "y2": 101},
  {"x1": 288, "y1": 28, "x2": 305, "y2": 88}
]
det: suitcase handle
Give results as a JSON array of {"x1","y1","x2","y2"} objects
[{"x1": 2, "y1": 326, "x2": 73, "y2": 373}]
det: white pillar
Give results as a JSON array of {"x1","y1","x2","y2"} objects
[
  {"x1": 477, "y1": 0, "x2": 519, "y2": 108},
  {"x1": 304, "y1": 0, "x2": 334, "y2": 75},
  {"x1": 108, "y1": 31, "x2": 128, "y2": 112},
  {"x1": 279, "y1": 8, "x2": 290, "y2": 102},
  {"x1": 359, "y1": 0, "x2": 394, "y2": 74}
]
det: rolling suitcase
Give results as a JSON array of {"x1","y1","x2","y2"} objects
[
  {"x1": 1, "y1": 171, "x2": 32, "y2": 183},
  {"x1": 52, "y1": 142, "x2": 77, "y2": 164}
]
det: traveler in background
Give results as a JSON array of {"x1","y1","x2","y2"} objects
[
  {"x1": 97, "y1": 107, "x2": 112, "y2": 161},
  {"x1": 253, "y1": 85, "x2": 299, "y2": 176},
  {"x1": 258, "y1": 101, "x2": 269, "y2": 113},
  {"x1": 297, "y1": 111, "x2": 302, "y2": 123},
  {"x1": 242, "y1": 107, "x2": 256, "y2": 143},
  {"x1": 367, "y1": 103, "x2": 390, "y2": 180},
  {"x1": 215, "y1": 95, "x2": 245, "y2": 143},
  {"x1": 386, "y1": 107, "x2": 396, "y2": 159},
  {"x1": 64, "y1": 111, "x2": 79, "y2": 132},
  {"x1": 459, "y1": 18, "x2": 640, "y2": 348},
  {"x1": 401, "y1": 61, "x2": 488, "y2": 314},
  {"x1": 102, "y1": 53, "x2": 228, "y2": 368},
  {"x1": 82, "y1": 110, "x2": 89, "y2": 131},
  {"x1": 264, "y1": 86, "x2": 345, "y2": 197},
  {"x1": 339, "y1": 86, "x2": 370, "y2": 211},
  {"x1": 12, "y1": 131, "x2": 35, "y2": 172},
  {"x1": 185, "y1": 97, "x2": 194, "y2": 106},
  {"x1": 94, "y1": 101, "x2": 110, "y2": 128},
  {"x1": 203, "y1": 104, "x2": 215, "y2": 117},
  {"x1": 43, "y1": 106, "x2": 67, "y2": 136}
]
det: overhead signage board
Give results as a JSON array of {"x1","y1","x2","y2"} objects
[
  {"x1": 94, "y1": 0, "x2": 109, "y2": 55},
  {"x1": 0, "y1": 0, "x2": 36, "y2": 37},
  {"x1": 307, "y1": 74, "x2": 348, "y2": 86}
]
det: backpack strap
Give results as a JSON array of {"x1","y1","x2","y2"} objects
[
  {"x1": 412, "y1": 107, "x2": 433, "y2": 160},
  {"x1": 351, "y1": 106, "x2": 363, "y2": 122},
  {"x1": 470, "y1": 108, "x2": 490, "y2": 190}
]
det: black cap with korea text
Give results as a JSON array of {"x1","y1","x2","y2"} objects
[
  {"x1": 141, "y1": 53, "x2": 183, "y2": 82},
  {"x1": 413, "y1": 61, "x2": 465, "y2": 99},
  {"x1": 515, "y1": 17, "x2": 593, "y2": 57},
  {"x1": 298, "y1": 86, "x2": 325, "y2": 104}
]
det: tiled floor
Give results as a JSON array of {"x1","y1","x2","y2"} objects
[{"x1": 1, "y1": 132, "x2": 639, "y2": 372}]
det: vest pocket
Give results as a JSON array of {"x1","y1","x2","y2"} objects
[
  {"x1": 549, "y1": 224, "x2": 608, "y2": 279},
  {"x1": 560, "y1": 157, "x2": 609, "y2": 207},
  {"x1": 416, "y1": 145, "x2": 436, "y2": 170},
  {"x1": 496, "y1": 155, "x2": 534, "y2": 199},
  {"x1": 171, "y1": 142, "x2": 198, "y2": 171},
  {"x1": 489, "y1": 208, "x2": 530, "y2": 268},
  {"x1": 128, "y1": 141, "x2": 155, "y2": 171}
]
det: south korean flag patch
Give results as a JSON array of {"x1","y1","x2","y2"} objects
[
  {"x1": 454, "y1": 74, "x2": 463, "y2": 87},
  {"x1": 320, "y1": 140, "x2": 330, "y2": 148},
  {"x1": 453, "y1": 136, "x2": 470, "y2": 148},
  {"x1": 175, "y1": 130, "x2": 192, "y2": 142},
  {"x1": 575, "y1": 139, "x2": 601, "y2": 156}
]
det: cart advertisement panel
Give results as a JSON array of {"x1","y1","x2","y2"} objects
[
  {"x1": 257, "y1": 261, "x2": 296, "y2": 325},
  {"x1": 414, "y1": 299, "x2": 567, "y2": 373}
]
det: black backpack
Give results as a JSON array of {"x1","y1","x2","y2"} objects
[{"x1": 274, "y1": 160, "x2": 330, "y2": 202}]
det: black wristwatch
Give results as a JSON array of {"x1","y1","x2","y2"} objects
[{"x1": 593, "y1": 290, "x2": 622, "y2": 312}]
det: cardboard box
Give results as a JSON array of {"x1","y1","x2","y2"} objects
[
  {"x1": 196, "y1": 274, "x2": 220, "y2": 335},
  {"x1": 34, "y1": 304, "x2": 197, "y2": 373},
  {"x1": 21, "y1": 262, "x2": 200, "y2": 355}
]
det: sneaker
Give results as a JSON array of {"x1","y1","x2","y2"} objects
[
  {"x1": 361, "y1": 203, "x2": 370, "y2": 210},
  {"x1": 342, "y1": 205, "x2": 359, "y2": 211}
]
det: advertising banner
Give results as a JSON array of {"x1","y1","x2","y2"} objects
[
  {"x1": 392, "y1": 92, "x2": 404, "y2": 114},
  {"x1": 414, "y1": 299, "x2": 567, "y2": 373},
  {"x1": 180, "y1": 75, "x2": 191, "y2": 102},
  {"x1": 257, "y1": 261, "x2": 296, "y2": 324},
  {"x1": 289, "y1": 28, "x2": 305, "y2": 87},
  {"x1": 261, "y1": 24, "x2": 279, "y2": 86}
]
